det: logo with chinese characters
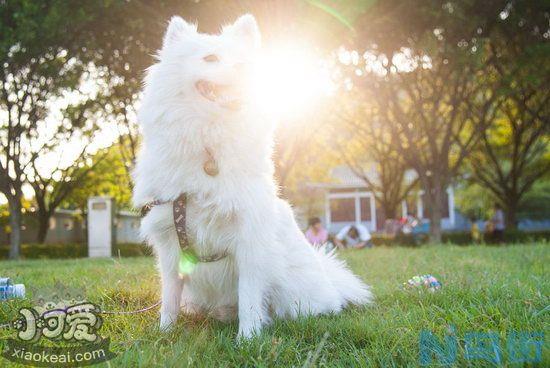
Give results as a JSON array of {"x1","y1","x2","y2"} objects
[
  {"x1": 1, "y1": 283, "x2": 116, "y2": 367},
  {"x1": 419, "y1": 326, "x2": 545, "y2": 365}
]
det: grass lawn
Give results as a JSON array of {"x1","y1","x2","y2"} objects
[{"x1": 1, "y1": 243, "x2": 548, "y2": 367}]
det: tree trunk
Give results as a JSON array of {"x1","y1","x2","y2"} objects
[
  {"x1": 429, "y1": 189, "x2": 443, "y2": 244},
  {"x1": 381, "y1": 200, "x2": 397, "y2": 221},
  {"x1": 504, "y1": 199, "x2": 519, "y2": 230},
  {"x1": 36, "y1": 211, "x2": 51, "y2": 244},
  {"x1": 7, "y1": 196, "x2": 22, "y2": 259},
  {"x1": 422, "y1": 175, "x2": 445, "y2": 244}
]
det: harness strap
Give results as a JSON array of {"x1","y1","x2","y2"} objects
[
  {"x1": 172, "y1": 194, "x2": 189, "y2": 249},
  {"x1": 140, "y1": 199, "x2": 167, "y2": 217},
  {"x1": 140, "y1": 194, "x2": 228, "y2": 264}
]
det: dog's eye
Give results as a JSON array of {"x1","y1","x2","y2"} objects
[{"x1": 203, "y1": 54, "x2": 220, "y2": 62}]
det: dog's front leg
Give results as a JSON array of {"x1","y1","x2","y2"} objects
[
  {"x1": 156, "y1": 241, "x2": 184, "y2": 331},
  {"x1": 235, "y1": 216, "x2": 277, "y2": 339},
  {"x1": 236, "y1": 258, "x2": 270, "y2": 339}
]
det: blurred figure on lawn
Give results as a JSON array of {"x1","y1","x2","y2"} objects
[
  {"x1": 489, "y1": 203, "x2": 505, "y2": 243},
  {"x1": 399, "y1": 212, "x2": 419, "y2": 235},
  {"x1": 305, "y1": 217, "x2": 329, "y2": 246},
  {"x1": 470, "y1": 216, "x2": 482, "y2": 244},
  {"x1": 334, "y1": 224, "x2": 373, "y2": 249}
]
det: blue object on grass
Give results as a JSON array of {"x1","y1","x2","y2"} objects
[
  {"x1": 412, "y1": 222, "x2": 430, "y2": 234},
  {"x1": 0, "y1": 277, "x2": 26, "y2": 301},
  {"x1": 404, "y1": 274, "x2": 442, "y2": 292}
]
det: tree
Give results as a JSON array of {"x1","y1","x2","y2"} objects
[
  {"x1": 346, "y1": 46, "x2": 498, "y2": 241},
  {"x1": 0, "y1": 1, "x2": 103, "y2": 258},
  {"x1": 517, "y1": 179, "x2": 550, "y2": 221},
  {"x1": 28, "y1": 146, "x2": 106, "y2": 243},
  {"x1": 0, "y1": 1, "x2": 179, "y2": 256},
  {"x1": 0, "y1": 1, "x2": 171, "y2": 256},
  {"x1": 24, "y1": 76, "x2": 110, "y2": 243},
  {"x1": 454, "y1": 181, "x2": 494, "y2": 222},
  {"x1": 467, "y1": 1, "x2": 550, "y2": 228},
  {"x1": 61, "y1": 144, "x2": 133, "y2": 214},
  {"x1": 470, "y1": 101, "x2": 549, "y2": 228},
  {"x1": 343, "y1": 1, "x2": 530, "y2": 242},
  {"x1": 333, "y1": 92, "x2": 417, "y2": 221},
  {"x1": 273, "y1": 116, "x2": 328, "y2": 193}
]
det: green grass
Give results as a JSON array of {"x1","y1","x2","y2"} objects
[{"x1": 1, "y1": 243, "x2": 548, "y2": 367}]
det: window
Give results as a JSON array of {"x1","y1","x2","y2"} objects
[
  {"x1": 360, "y1": 197, "x2": 372, "y2": 221},
  {"x1": 405, "y1": 195, "x2": 418, "y2": 216},
  {"x1": 330, "y1": 198, "x2": 355, "y2": 222},
  {"x1": 328, "y1": 192, "x2": 377, "y2": 229}
]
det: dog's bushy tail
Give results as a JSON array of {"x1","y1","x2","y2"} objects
[{"x1": 316, "y1": 247, "x2": 373, "y2": 306}]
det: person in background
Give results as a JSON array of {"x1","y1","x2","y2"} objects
[
  {"x1": 484, "y1": 218, "x2": 494, "y2": 240},
  {"x1": 305, "y1": 217, "x2": 328, "y2": 246},
  {"x1": 490, "y1": 204, "x2": 505, "y2": 243},
  {"x1": 334, "y1": 223, "x2": 373, "y2": 249},
  {"x1": 470, "y1": 216, "x2": 482, "y2": 244},
  {"x1": 400, "y1": 212, "x2": 419, "y2": 234}
]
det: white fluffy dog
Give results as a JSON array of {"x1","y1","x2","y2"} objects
[{"x1": 133, "y1": 14, "x2": 372, "y2": 338}]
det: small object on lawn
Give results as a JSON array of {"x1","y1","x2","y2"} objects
[
  {"x1": 0, "y1": 277, "x2": 26, "y2": 301},
  {"x1": 404, "y1": 274, "x2": 441, "y2": 292}
]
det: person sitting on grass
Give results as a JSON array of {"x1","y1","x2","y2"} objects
[
  {"x1": 305, "y1": 217, "x2": 329, "y2": 247},
  {"x1": 490, "y1": 203, "x2": 506, "y2": 243},
  {"x1": 400, "y1": 212, "x2": 419, "y2": 235},
  {"x1": 334, "y1": 223, "x2": 373, "y2": 249}
]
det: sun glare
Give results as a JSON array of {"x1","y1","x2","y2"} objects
[{"x1": 250, "y1": 42, "x2": 334, "y2": 118}]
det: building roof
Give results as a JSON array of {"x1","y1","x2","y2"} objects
[{"x1": 308, "y1": 165, "x2": 417, "y2": 189}]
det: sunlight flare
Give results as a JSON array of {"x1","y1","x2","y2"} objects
[{"x1": 250, "y1": 42, "x2": 334, "y2": 118}]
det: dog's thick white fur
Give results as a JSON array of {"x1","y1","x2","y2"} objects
[{"x1": 133, "y1": 14, "x2": 372, "y2": 338}]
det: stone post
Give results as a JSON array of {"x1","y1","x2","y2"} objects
[{"x1": 87, "y1": 196, "x2": 115, "y2": 257}]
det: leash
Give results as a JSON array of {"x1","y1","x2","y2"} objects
[
  {"x1": 100, "y1": 300, "x2": 162, "y2": 315},
  {"x1": 0, "y1": 301, "x2": 162, "y2": 331}
]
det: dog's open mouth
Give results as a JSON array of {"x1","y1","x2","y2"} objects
[{"x1": 195, "y1": 80, "x2": 242, "y2": 111}]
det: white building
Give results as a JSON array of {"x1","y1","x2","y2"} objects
[{"x1": 309, "y1": 166, "x2": 456, "y2": 234}]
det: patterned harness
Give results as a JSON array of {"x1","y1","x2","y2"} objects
[{"x1": 140, "y1": 149, "x2": 227, "y2": 263}]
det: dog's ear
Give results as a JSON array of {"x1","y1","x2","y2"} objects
[
  {"x1": 163, "y1": 16, "x2": 197, "y2": 48},
  {"x1": 225, "y1": 14, "x2": 261, "y2": 48}
]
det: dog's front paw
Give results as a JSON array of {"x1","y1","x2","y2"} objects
[
  {"x1": 237, "y1": 328, "x2": 258, "y2": 340},
  {"x1": 159, "y1": 312, "x2": 178, "y2": 332},
  {"x1": 237, "y1": 321, "x2": 262, "y2": 340}
]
